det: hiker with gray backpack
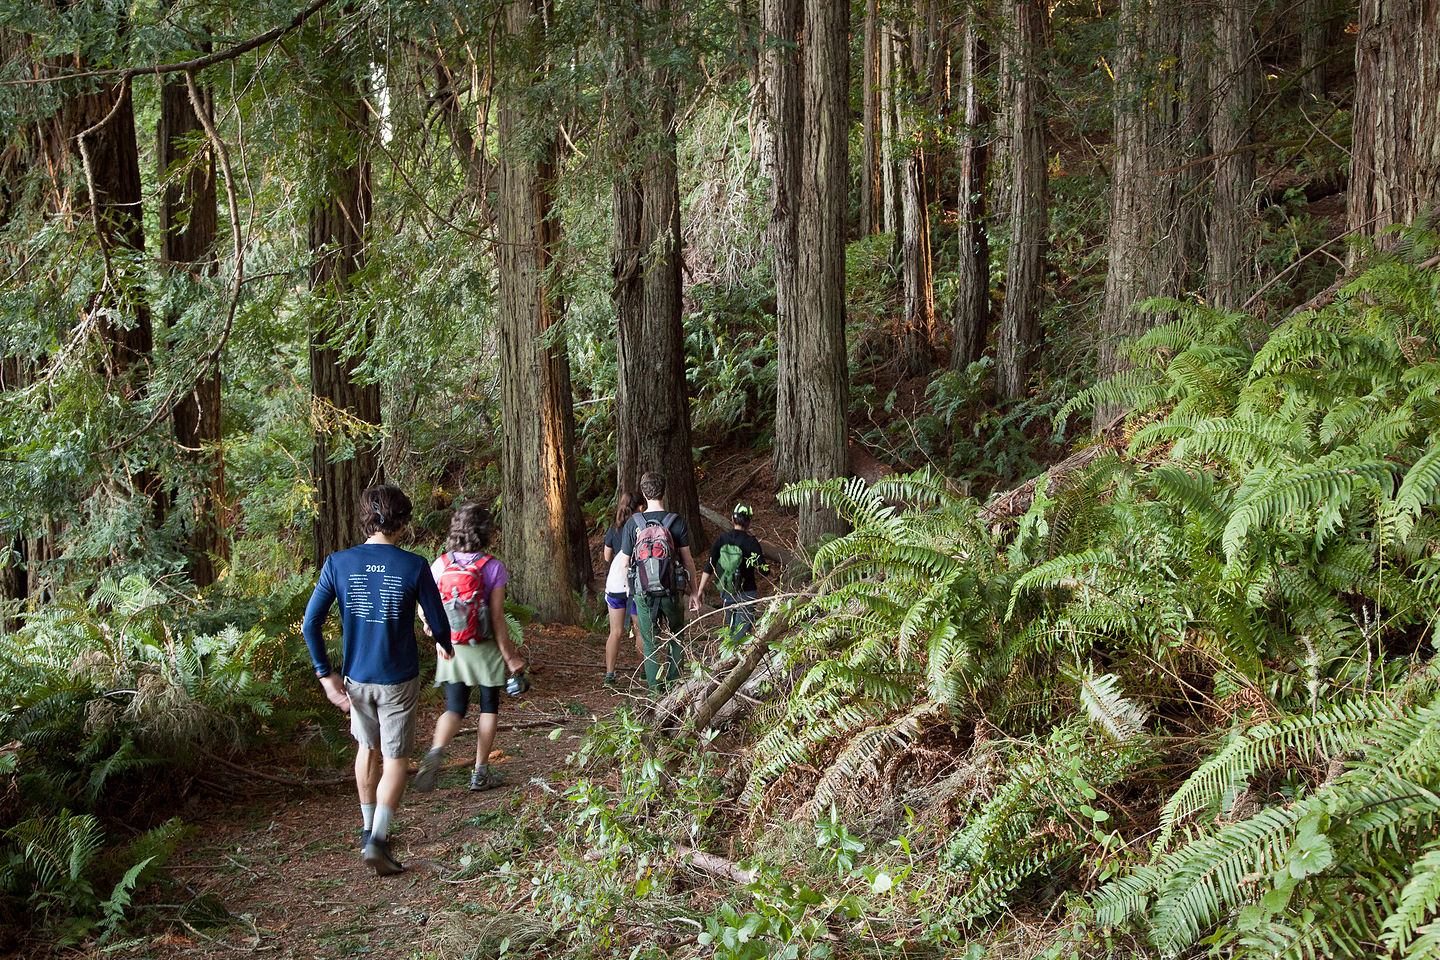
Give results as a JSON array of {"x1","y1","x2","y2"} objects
[
  {"x1": 691, "y1": 503, "x2": 768, "y2": 639},
  {"x1": 618, "y1": 471, "x2": 698, "y2": 692}
]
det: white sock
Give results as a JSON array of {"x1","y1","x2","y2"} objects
[
  {"x1": 361, "y1": 803, "x2": 376, "y2": 831},
  {"x1": 372, "y1": 805, "x2": 394, "y2": 841}
]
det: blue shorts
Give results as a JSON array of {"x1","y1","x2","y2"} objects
[{"x1": 605, "y1": 592, "x2": 637, "y2": 615}]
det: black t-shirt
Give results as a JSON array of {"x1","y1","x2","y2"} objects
[
  {"x1": 706, "y1": 530, "x2": 767, "y2": 593},
  {"x1": 619, "y1": 510, "x2": 691, "y2": 555}
]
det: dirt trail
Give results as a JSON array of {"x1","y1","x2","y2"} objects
[
  {"x1": 132, "y1": 457, "x2": 795, "y2": 959},
  {"x1": 140, "y1": 624, "x2": 638, "y2": 959}
]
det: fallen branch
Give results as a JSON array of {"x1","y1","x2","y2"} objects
[
  {"x1": 676, "y1": 845, "x2": 755, "y2": 885},
  {"x1": 691, "y1": 612, "x2": 794, "y2": 734}
]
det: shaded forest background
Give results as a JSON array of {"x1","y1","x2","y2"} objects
[{"x1": 1, "y1": 0, "x2": 1439, "y2": 956}]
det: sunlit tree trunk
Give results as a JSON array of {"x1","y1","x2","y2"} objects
[
  {"x1": 1347, "y1": 0, "x2": 1440, "y2": 263},
  {"x1": 160, "y1": 72, "x2": 225, "y2": 588},
  {"x1": 996, "y1": 0, "x2": 1047, "y2": 402},
  {"x1": 952, "y1": 0, "x2": 991, "y2": 370},
  {"x1": 611, "y1": 0, "x2": 701, "y2": 541},
  {"x1": 497, "y1": 0, "x2": 589, "y2": 621}
]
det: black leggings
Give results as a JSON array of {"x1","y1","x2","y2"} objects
[{"x1": 443, "y1": 682, "x2": 501, "y2": 717}]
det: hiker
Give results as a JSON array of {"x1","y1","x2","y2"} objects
[
  {"x1": 601, "y1": 490, "x2": 643, "y2": 687},
  {"x1": 414, "y1": 502, "x2": 527, "y2": 794},
  {"x1": 618, "y1": 471, "x2": 698, "y2": 692},
  {"x1": 691, "y1": 503, "x2": 769, "y2": 639},
  {"x1": 301, "y1": 484, "x2": 451, "y2": 877}
]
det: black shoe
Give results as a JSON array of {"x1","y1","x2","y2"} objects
[
  {"x1": 359, "y1": 828, "x2": 371, "y2": 850},
  {"x1": 361, "y1": 837, "x2": 405, "y2": 876}
]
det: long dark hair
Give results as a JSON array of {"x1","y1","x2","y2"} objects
[
  {"x1": 612, "y1": 490, "x2": 640, "y2": 529},
  {"x1": 447, "y1": 502, "x2": 495, "y2": 553}
]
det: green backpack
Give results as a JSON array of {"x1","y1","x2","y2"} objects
[{"x1": 716, "y1": 542, "x2": 746, "y2": 594}]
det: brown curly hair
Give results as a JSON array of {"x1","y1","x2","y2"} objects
[{"x1": 446, "y1": 502, "x2": 496, "y2": 553}]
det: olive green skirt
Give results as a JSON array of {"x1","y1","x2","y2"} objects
[{"x1": 434, "y1": 640, "x2": 505, "y2": 688}]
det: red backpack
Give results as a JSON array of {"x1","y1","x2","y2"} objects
[
  {"x1": 436, "y1": 553, "x2": 493, "y2": 645},
  {"x1": 630, "y1": 514, "x2": 679, "y2": 597}
]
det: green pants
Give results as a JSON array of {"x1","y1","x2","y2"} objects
[{"x1": 633, "y1": 592, "x2": 685, "y2": 691}]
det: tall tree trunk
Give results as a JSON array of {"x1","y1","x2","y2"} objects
[
  {"x1": 996, "y1": 0, "x2": 1047, "y2": 402},
  {"x1": 765, "y1": 0, "x2": 804, "y2": 486},
  {"x1": 898, "y1": 6, "x2": 936, "y2": 378},
  {"x1": 1206, "y1": 0, "x2": 1256, "y2": 311},
  {"x1": 1176, "y1": 0, "x2": 1210, "y2": 280},
  {"x1": 611, "y1": 0, "x2": 701, "y2": 543},
  {"x1": 1098, "y1": 0, "x2": 1194, "y2": 407},
  {"x1": 159, "y1": 74, "x2": 225, "y2": 588},
  {"x1": 1347, "y1": 0, "x2": 1440, "y2": 262},
  {"x1": 878, "y1": 19, "x2": 901, "y2": 237},
  {"x1": 1299, "y1": 0, "x2": 1332, "y2": 100},
  {"x1": 786, "y1": 0, "x2": 850, "y2": 547},
  {"x1": 309, "y1": 70, "x2": 381, "y2": 565},
  {"x1": 952, "y1": 1, "x2": 991, "y2": 370},
  {"x1": 497, "y1": 0, "x2": 589, "y2": 621},
  {"x1": 1, "y1": 356, "x2": 25, "y2": 625},
  {"x1": 860, "y1": 0, "x2": 882, "y2": 237}
]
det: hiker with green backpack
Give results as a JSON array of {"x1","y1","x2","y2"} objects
[
  {"x1": 618, "y1": 471, "x2": 698, "y2": 692},
  {"x1": 691, "y1": 503, "x2": 769, "y2": 639}
]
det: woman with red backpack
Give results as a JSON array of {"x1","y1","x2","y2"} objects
[{"x1": 414, "y1": 503, "x2": 527, "y2": 792}]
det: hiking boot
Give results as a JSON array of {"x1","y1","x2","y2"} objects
[
  {"x1": 603, "y1": 672, "x2": 618, "y2": 689},
  {"x1": 361, "y1": 837, "x2": 405, "y2": 876},
  {"x1": 413, "y1": 748, "x2": 443, "y2": 793},
  {"x1": 469, "y1": 767, "x2": 502, "y2": 791}
]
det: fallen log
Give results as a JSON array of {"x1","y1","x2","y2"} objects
[
  {"x1": 691, "y1": 613, "x2": 792, "y2": 734},
  {"x1": 676, "y1": 845, "x2": 756, "y2": 885}
]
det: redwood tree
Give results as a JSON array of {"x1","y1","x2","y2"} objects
[
  {"x1": 781, "y1": 0, "x2": 850, "y2": 546},
  {"x1": 611, "y1": 0, "x2": 701, "y2": 540},
  {"x1": 952, "y1": 0, "x2": 990, "y2": 370},
  {"x1": 160, "y1": 72, "x2": 225, "y2": 587},
  {"x1": 497, "y1": 0, "x2": 589, "y2": 621},
  {"x1": 764, "y1": 0, "x2": 803, "y2": 487},
  {"x1": 1206, "y1": 0, "x2": 1256, "y2": 311},
  {"x1": 995, "y1": 0, "x2": 1047, "y2": 402},
  {"x1": 1347, "y1": 0, "x2": 1440, "y2": 260},
  {"x1": 309, "y1": 63, "x2": 381, "y2": 565}
]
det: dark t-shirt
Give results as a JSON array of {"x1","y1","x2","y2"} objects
[
  {"x1": 301, "y1": 543, "x2": 452, "y2": 684},
  {"x1": 706, "y1": 530, "x2": 768, "y2": 593},
  {"x1": 619, "y1": 510, "x2": 691, "y2": 556}
]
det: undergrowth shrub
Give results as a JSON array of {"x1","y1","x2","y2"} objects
[
  {"x1": 731, "y1": 232, "x2": 1440, "y2": 955},
  {"x1": 0, "y1": 574, "x2": 318, "y2": 943}
]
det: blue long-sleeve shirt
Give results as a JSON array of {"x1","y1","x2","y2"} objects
[{"x1": 301, "y1": 543, "x2": 453, "y2": 685}]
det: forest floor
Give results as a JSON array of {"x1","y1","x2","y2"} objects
[
  {"x1": 131, "y1": 621, "x2": 625, "y2": 960},
  {"x1": 101, "y1": 452, "x2": 799, "y2": 960}
]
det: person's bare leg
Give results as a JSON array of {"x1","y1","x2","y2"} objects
[
  {"x1": 431, "y1": 711, "x2": 462, "y2": 750},
  {"x1": 631, "y1": 612, "x2": 643, "y2": 659},
  {"x1": 475, "y1": 712, "x2": 499, "y2": 768},
  {"x1": 606, "y1": 606, "x2": 625, "y2": 674},
  {"x1": 356, "y1": 747, "x2": 381, "y2": 804},
  {"x1": 376, "y1": 756, "x2": 407, "y2": 812}
]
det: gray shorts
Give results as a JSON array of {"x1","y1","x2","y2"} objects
[{"x1": 345, "y1": 676, "x2": 421, "y2": 759}]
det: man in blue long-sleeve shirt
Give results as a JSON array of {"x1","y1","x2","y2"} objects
[{"x1": 302, "y1": 484, "x2": 453, "y2": 876}]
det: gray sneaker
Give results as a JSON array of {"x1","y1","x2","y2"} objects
[
  {"x1": 469, "y1": 766, "x2": 502, "y2": 791},
  {"x1": 361, "y1": 837, "x2": 404, "y2": 876},
  {"x1": 414, "y1": 748, "x2": 443, "y2": 792}
]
